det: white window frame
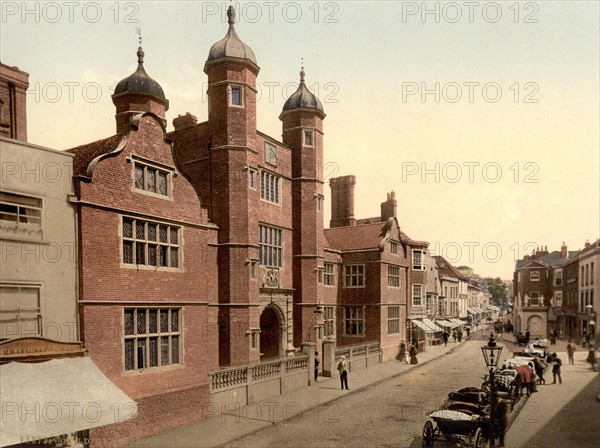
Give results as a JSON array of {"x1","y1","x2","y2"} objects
[
  {"x1": 412, "y1": 250, "x2": 426, "y2": 270},
  {"x1": 412, "y1": 284, "x2": 423, "y2": 306},
  {"x1": 0, "y1": 191, "x2": 44, "y2": 240},
  {"x1": 554, "y1": 269, "x2": 563, "y2": 286},
  {"x1": 343, "y1": 264, "x2": 365, "y2": 288},
  {"x1": 343, "y1": 306, "x2": 365, "y2": 337},
  {"x1": 530, "y1": 271, "x2": 540, "y2": 281},
  {"x1": 124, "y1": 307, "x2": 182, "y2": 371},
  {"x1": 0, "y1": 283, "x2": 42, "y2": 339}
]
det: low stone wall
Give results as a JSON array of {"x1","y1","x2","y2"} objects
[
  {"x1": 209, "y1": 355, "x2": 309, "y2": 408},
  {"x1": 335, "y1": 342, "x2": 381, "y2": 372}
]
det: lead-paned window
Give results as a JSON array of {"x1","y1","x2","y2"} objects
[
  {"x1": 124, "y1": 308, "x2": 181, "y2": 371},
  {"x1": 323, "y1": 306, "x2": 335, "y2": 337},
  {"x1": 388, "y1": 265, "x2": 400, "y2": 287},
  {"x1": 343, "y1": 306, "x2": 365, "y2": 336},
  {"x1": 324, "y1": 263, "x2": 335, "y2": 286},
  {"x1": 260, "y1": 172, "x2": 280, "y2": 204},
  {"x1": 344, "y1": 264, "x2": 364, "y2": 288},
  {"x1": 134, "y1": 162, "x2": 170, "y2": 197},
  {"x1": 387, "y1": 306, "x2": 400, "y2": 334},
  {"x1": 122, "y1": 217, "x2": 180, "y2": 268},
  {"x1": 259, "y1": 224, "x2": 283, "y2": 267}
]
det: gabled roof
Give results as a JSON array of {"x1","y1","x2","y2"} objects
[
  {"x1": 66, "y1": 135, "x2": 121, "y2": 177},
  {"x1": 434, "y1": 256, "x2": 468, "y2": 281},
  {"x1": 515, "y1": 250, "x2": 580, "y2": 269},
  {"x1": 324, "y1": 222, "x2": 386, "y2": 251}
]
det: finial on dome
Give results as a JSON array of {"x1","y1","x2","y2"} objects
[
  {"x1": 300, "y1": 57, "x2": 305, "y2": 83},
  {"x1": 227, "y1": 5, "x2": 236, "y2": 27},
  {"x1": 137, "y1": 47, "x2": 144, "y2": 65}
]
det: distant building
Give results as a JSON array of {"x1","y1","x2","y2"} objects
[
  {"x1": 513, "y1": 243, "x2": 578, "y2": 338},
  {"x1": 0, "y1": 62, "x2": 28, "y2": 142}
]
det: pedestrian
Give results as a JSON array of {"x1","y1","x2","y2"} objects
[
  {"x1": 314, "y1": 351, "x2": 320, "y2": 382},
  {"x1": 409, "y1": 342, "x2": 418, "y2": 364},
  {"x1": 457, "y1": 329, "x2": 463, "y2": 343},
  {"x1": 532, "y1": 357, "x2": 546, "y2": 385},
  {"x1": 586, "y1": 343, "x2": 597, "y2": 372},
  {"x1": 493, "y1": 397, "x2": 509, "y2": 447},
  {"x1": 551, "y1": 353, "x2": 562, "y2": 384},
  {"x1": 525, "y1": 331, "x2": 531, "y2": 345},
  {"x1": 397, "y1": 341, "x2": 407, "y2": 363},
  {"x1": 452, "y1": 329, "x2": 457, "y2": 342},
  {"x1": 465, "y1": 326, "x2": 471, "y2": 339},
  {"x1": 443, "y1": 330, "x2": 449, "y2": 347},
  {"x1": 337, "y1": 356, "x2": 349, "y2": 390},
  {"x1": 550, "y1": 329, "x2": 557, "y2": 345},
  {"x1": 566, "y1": 339, "x2": 576, "y2": 365}
]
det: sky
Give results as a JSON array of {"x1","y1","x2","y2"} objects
[{"x1": 1, "y1": 1, "x2": 598, "y2": 280}]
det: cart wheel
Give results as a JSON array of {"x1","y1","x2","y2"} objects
[
  {"x1": 473, "y1": 428, "x2": 485, "y2": 448},
  {"x1": 422, "y1": 421, "x2": 435, "y2": 448}
]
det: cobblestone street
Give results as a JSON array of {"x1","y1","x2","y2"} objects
[{"x1": 225, "y1": 332, "x2": 493, "y2": 448}]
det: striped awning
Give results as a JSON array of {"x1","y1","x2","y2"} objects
[
  {"x1": 450, "y1": 318, "x2": 465, "y2": 326},
  {"x1": 422, "y1": 318, "x2": 444, "y2": 332},
  {"x1": 410, "y1": 319, "x2": 441, "y2": 333}
]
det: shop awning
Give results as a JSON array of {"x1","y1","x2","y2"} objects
[
  {"x1": 0, "y1": 356, "x2": 138, "y2": 447},
  {"x1": 410, "y1": 319, "x2": 438, "y2": 333},
  {"x1": 422, "y1": 318, "x2": 444, "y2": 332},
  {"x1": 436, "y1": 319, "x2": 460, "y2": 329},
  {"x1": 450, "y1": 318, "x2": 465, "y2": 326},
  {"x1": 468, "y1": 307, "x2": 485, "y2": 315},
  {"x1": 487, "y1": 305, "x2": 501, "y2": 311}
]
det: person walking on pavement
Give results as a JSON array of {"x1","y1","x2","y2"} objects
[
  {"x1": 452, "y1": 329, "x2": 457, "y2": 343},
  {"x1": 337, "y1": 356, "x2": 349, "y2": 390},
  {"x1": 551, "y1": 353, "x2": 562, "y2": 384},
  {"x1": 314, "y1": 351, "x2": 320, "y2": 382},
  {"x1": 443, "y1": 330, "x2": 449, "y2": 347},
  {"x1": 397, "y1": 341, "x2": 407, "y2": 363},
  {"x1": 409, "y1": 341, "x2": 419, "y2": 364},
  {"x1": 533, "y1": 357, "x2": 546, "y2": 385},
  {"x1": 566, "y1": 339, "x2": 576, "y2": 365}
]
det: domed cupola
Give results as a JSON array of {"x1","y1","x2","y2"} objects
[
  {"x1": 111, "y1": 46, "x2": 169, "y2": 134},
  {"x1": 281, "y1": 69, "x2": 325, "y2": 118},
  {"x1": 112, "y1": 46, "x2": 168, "y2": 106},
  {"x1": 204, "y1": 6, "x2": 258, "y2": 72}
]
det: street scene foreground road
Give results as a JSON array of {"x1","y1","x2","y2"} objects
[{"x1": 135, "y1": 328, "x2": 600, "y2": 448}]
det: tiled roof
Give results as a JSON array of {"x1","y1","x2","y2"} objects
[
  {"x1": 515, "y1": 250, "x2": 580, "y2": 269},
  {"x1": 324, "y1": 222, "x2": 386, "y2": 251},
  {"x1": 434, "y1": 255, "x2": 468, "y2": 281},
  {"x1": 66, "y1": 135, "x2": 121, "y2": 177}
]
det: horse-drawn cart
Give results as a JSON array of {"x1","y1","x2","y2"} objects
[{"x1": 422, "y1": 411, "x2": 499, "y2": 447}]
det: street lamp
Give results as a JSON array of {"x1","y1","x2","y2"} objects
[{"x1": 481, "y1": 333, "x2": 504, "y2": 448}]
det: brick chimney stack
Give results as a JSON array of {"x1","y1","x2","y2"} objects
[
  {"x1": 585, "y1": 239, "x2": 591, "y2": 248},
  {"x1": 330, "y1": 175, "x2": 356, "y2": 228},
  {"x1": 561, "y1": 241, "x2": 568, "y2": 258},
  {"x1": 173, "y1": 113, "x2": 198, "y2": 131},
  {"x1": 381, "y1": 191, "x2": 397, "y2": 222}
]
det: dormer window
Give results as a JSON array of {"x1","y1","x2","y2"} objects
[{"x1": 231, "y1": 86, "x2": 242, "y2": 107}]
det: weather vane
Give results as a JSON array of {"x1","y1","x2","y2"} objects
[{"x1": 136, "y1": 27, "x2": 142, "y2": 46}]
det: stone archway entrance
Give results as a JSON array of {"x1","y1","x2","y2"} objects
[{"x1": 260, "y1": 306, "x2": 280, "y2": 360}]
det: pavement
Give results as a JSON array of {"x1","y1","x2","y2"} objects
[{"x1": 129, "y1": 328, "x2": 599, "y2": 448}]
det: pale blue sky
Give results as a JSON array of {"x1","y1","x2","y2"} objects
[{"x1": 2, "y1": 1, "x2": 598, "y2": 279}]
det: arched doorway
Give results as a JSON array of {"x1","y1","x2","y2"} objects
[{"x1": 260, "y1": 306, "x2": 281, "y2": 360}]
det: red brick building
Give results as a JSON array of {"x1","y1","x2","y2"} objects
[
  {"x1": 0, "y1": 62, "x2": 28, "y2": 141},
  {"x1": 67, "y1": 47, "x2": 219, "y2": 445}
]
